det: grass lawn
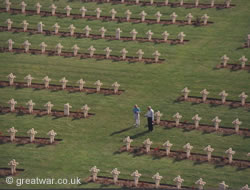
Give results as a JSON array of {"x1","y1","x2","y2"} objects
[{"x1": 0, "y1": 0, "x2": 250, "y2": 188}]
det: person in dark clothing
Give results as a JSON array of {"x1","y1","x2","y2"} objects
[{"x1": 145, "y1": 106, "x2": 154, "y2": 132}]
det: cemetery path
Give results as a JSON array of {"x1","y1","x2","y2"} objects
[
  {"x1": 158, "y1": 119, "x2": 250, "y2": 136},
  {"x1": 0, "y1": 106, "x2": 95, "y2": 119},
  {"x1": 0, "y1": 81, "x2": 125, "y2": 95},
  {"x1": 120, "y1": 146, "x2": 250, "y2": 169},
  {"x1": 0, "y1": 26, "x2": 189, "y2": 44},
  {"x1": 178, "y1": 96, "x2": 250, "y2": 109},
  {"x1": 0, "y1": 8, "x2": 214, "y2": 26},
  {"x1": 0, "y1": 48, "x2": 164, "y2": 64},
  {"x1": 0, "y1": 136, "x2": 62, "y2": 145}
]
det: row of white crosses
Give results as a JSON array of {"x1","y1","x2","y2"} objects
[
  {"x1": 221, "y1": 55, "x2": 249, "y2": 68},
  {"x1": 154, "y1": 110, "x2": 244, "y2": 134},
  {"x1": 7, "y1": 98, "x2": 90, "y2": 117},
  {"x1": 182, "y1": 87, "x2": 249, "y2": 106},
  {"x1": 7, "y1": 127, "x2": 57, "y2": 144},
  {"x1": 171, "y1": 0, "x2": 232, "y2": 7},
  {"x1": 87, "y1": 0, "x2": 232, "y2": 8},
  {"x1": 4, "y1": 2, "x2": 211, "y2": 25},
  {"x1": 124, "y1": 137, "x2": 250, "y2": 165},
  {"x1": 89, "y1": 165, "x2": 179, "y2": 189},
  {"x1": 5, "y1": 20, "x2": 186, "y2": 43},
  {"x1": 6, "y1": 40, "x2": 162, "y2": 62},
  {"x1": 89, "y1": 166, "x2": 246, "y2": 190},
  {"x1": 6, "y1": 73, "x2": 121, "y2": 94}
]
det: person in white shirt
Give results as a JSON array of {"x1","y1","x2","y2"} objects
[{"x1": 145, "y1": 106, "x2": 154, "y2": 131}]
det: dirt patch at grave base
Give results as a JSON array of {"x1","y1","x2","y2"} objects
[
  {"x1": 0, "y1": 136, "x2": 62, "y2": 145},
  {"x1": 85, "y1": 176, "x2": 192, "y2": 189},
  {"x1": 0, "y1": 8, "x2": 212, "y2": 26},
  {"x1": 216, "y1": 63, "x2": 250, "y2": 71},
  {"x1": 241, "y1": 43, "x2": 250, "y2": 49},
  {"x1": 158, "y1": 119, "x2": 250, "y2": 137},
  {"x1": 177, "y1": 96, "x2": 250, "y2": 108},
  {"x1": 0, "y1": 168, "x2": 24, "y2": 177},
  {"x1": 0, "y1": 81, "x2": 124, "y2": 95},
  {"x1": 0, "y1": 26, "x2": 188, "y2": 45},
  {"x1": 120, "y1": 146, "x2": 250, "y2": 168},
  {"x1": 73, "y1": 0, "x2": 235, "y2": 9},
  {"x1": 0, "y1": 106, "x2": 95, "y2": 119},
  {"x1": 0, "y1": 48, "x2": 164, "y2": 64}
]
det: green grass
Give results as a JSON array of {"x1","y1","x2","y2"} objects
[{"x1": 0, "y1": 0, "x2": 250, "y2": 189}]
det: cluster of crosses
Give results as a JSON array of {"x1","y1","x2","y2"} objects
[
  {"x1": 124, "y1": 137, "x2": 250, "y2": 165},
  {"x1": 150, "y1": 110, "x2": 244, "y2": 134},
  {"x1": 7, "y1": 98, "x2": 91, "y2": 118},
  {"x1": 5, "y1": 19, "x2": 188, "y2": 43},
  {"x1": 89, "y1": 165, "x2": 247, "y2": 190},
  {"x1": 175, "y1": 0, "x2": 232, "y2": 7},
  {"x1": 181, "y1": 87, "x2": 249, "y2": 106},
  {"x1": 4, "y1": 0, "x2": 233, "y2": 13},
  {"x1": 7, "y1": 127, "x2": 57, "y2": 144},
  {"x1": 6, "y1": 73, "x2": 121, "y2": 94},
  {"x1": 220, "y1": 54, "x2": 249, "y2": 68},
  {"x1": 6, "y1": 38, "x2": 162, "y2": 62},
  {"x1": 4, "y1": 1, "x2": 211, "y2": 25}
]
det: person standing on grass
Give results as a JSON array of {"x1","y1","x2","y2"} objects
[
  {"x1": 133, "y1": 104, "x2": 140, "y2": 127},
  {"x1": 145, "y1": 106, "x2": 154, "y2": 132}
]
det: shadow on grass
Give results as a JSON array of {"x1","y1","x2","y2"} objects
[
  {"x1": 130, "y1": 130, "x2": 150, "y2": 139},
  {"x1": 152, "y1": 153, "x2": 163, "y2": 160},
  {"x1": 209, "y1": 104, "x2": 220, "y2": 108},
  {"x1": 16, "y1": 143, "x2": 25, "y2": 147},
  {"x1": 243, "y1": 135, "x2": 250, "y2": 139},
  {"x1": 181, "y1": 128, "x2": 192, "y2": 133},
  {"x1": 193, "y1": 160, "x2": 207, "y2": 166},
  {"x1": 201, "y1": 130, "x2": 211, "y2": 135},
  {"x1": 32, "y1": 88, "x2": 42, "y2": 91},
  {"x1": 110, "y1": 126, "x2": 134, "y2": 136},
  {"x1": 214, "y1": 164, "x2": 225, "y2": 169},
  {"x1": 236, "y1": 167, "x2": 248, "y2": 171},
  {"x1": 36, "y1": 144, "x2": 47, "y2": 148},
  {"x1": 222, "y1": 133, "x2": 233, "y2": 137},
  {"x1": 78, "y1": 181, "x2": 89, "y2": 186},
  {"x1": 100, "y1": 183, "x2": 113, "y2": 188}
]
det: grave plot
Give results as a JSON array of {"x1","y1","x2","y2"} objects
[
  {"x1": 86, "y1": 166, "x2": 243, "y2": 189},
  {"x1": 0, "y1": 81, "x2": 124, "y2": 95},
  {"x1": 0, "y1": 48, "x2": 164, "y2": 64},
  {"x1": 85, "y1": 176, "x2": 191, "y2": 189},
  {"x1": 154, "y1": 111, "x2": 249, "y2": 136},
  {"x1": 87, "y1": 166, "x2": 192, "y2": 189},
  {"x1": 216, "y1": 55, "x2": 250, "y2": 71},
  {"x1": 0, "y1": 26, "x2": 188, "y2": 45},
  {"x1": 119, "y1": 146, "x2": 250, "y2": 168},
  {"x1": 177, "y1": 96, "x2": 250, "y2": 108},
  {"x1": 179, "y1": 87, "x2": 250, "y2": 108},
  {"x1": 0, "y1": 106, "x2": 95, "y2": 119},
  {"x1": 0, "y1": 8, "x2": 213, "y2": 26},
  {"x1": 78, "y1": 0, "x2": 235, "y2": 9},
  {"x1": 1, "y1": 159, "x2": 23, "y2": 176},
  {"x1": 156, "y1": 119, "x2": 250, "y2": 136},
  {"x1": 4, "y1": 127, "x2": 60, "y2": 145},
  {"x1": 0, "y1": 168, "x2": 24, "y2": 177},
  {"x1": 0, "y1": 136, "x2": 62, "y2": 145},
  {"x1": 216, "y1": 63, "x2": 250, "y2": 71}
]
